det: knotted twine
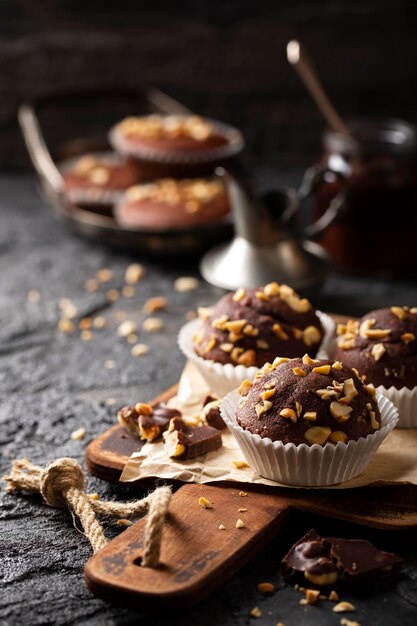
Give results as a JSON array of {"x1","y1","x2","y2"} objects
[{"x1": 3, "y1": 457, "x2": 172, "y2": 567}]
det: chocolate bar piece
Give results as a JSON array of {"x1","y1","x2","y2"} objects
[
  {"x1": 324, "y1": 536, "x2": 404, "y2": 584},
  {"x1": 281, "y1": 529, "x2": 403, "y2": 587},
  {"x1": 201, "y1": 396, "x2": 226, "y2": 430},
  {"x1": 164, "y1": 417, "x2": 222, "y2": 460},
  {"x1": 118, "y1": 402, "x2": 181, "y2": 441}
]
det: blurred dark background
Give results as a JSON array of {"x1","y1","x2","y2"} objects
[{"x1": 1, "y1": 0, "x2": 417, "y2": 174}]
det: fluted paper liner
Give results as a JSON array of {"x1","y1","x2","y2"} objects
[
  {"x1": 221, "y1": 390, "x2": 398, "y2": 486},
  {"x1": 120, "y1": 360, "x2": 417, "y2": 489},
  {"x1": 178, "y1": 311, "x2": 335, "y2": 397},
  {"x1": 376, "y1": 385, "x2": 417, "y2": 428}
]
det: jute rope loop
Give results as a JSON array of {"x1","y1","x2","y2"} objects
[{"x1": 3, "y1": 457, "x2": 171, "y2": 567}]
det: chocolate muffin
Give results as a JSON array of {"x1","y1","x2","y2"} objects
[
  {"x1": 109, "y1": 114, "x2": 244, "y2": 178},
  {"x1": 235, "y1": 356, "x2": 380, "y2": 445},
  {"x1": 115, "y1": 177, "x2": 230, "y2": 229},
  {"x1": 335, "y1": 307, "x2": 417, "y2": 389},
  {"x1": 60, "y1": 152, "x2": 141, "y2": 209},
  {"x1": 193, "y1": 283, "x2": 324, "y2": 368}
]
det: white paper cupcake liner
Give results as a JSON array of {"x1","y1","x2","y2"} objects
[
  {"x1": 376, "y1": 384, "x2": 417, "y2": 428},
  {"x1": 178, "y1": 311, "x2": 335, "y2": 398},
  {"x1": 220, "y1": 391, "x2": 398, "y2": 486}
]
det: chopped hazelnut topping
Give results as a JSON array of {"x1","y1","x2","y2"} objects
[
  {"x1": 256, "y1": 339, "x2": 269, "y2": 349},
  {"x1": 371, "y1": 343, "x2": 386, "y2": 361},
  {"x1": 340, "y1": 619, "x2": 361, "y2": 626},
  {"x1": 249, "y1": 606, "x2": 261, "y2": 618},
  {"x1": 304, "y1": 426, "x2": 331, "y2": 445},
  {"x1": 332, "y1": 601, "x2": 356, "y2": 613},
  {"x1": 365, "y1": 384, "x2": 377, "y2": 398},
  {"x1": 260, "y1": 388, "x2": 276, "y2": 401},
  {"x1": 303, "y1": 411, "x2": 317, "y2": 421},
  {"x1": 329, "y1": 590, "x2": 339, "y2": 602},
  {"x1": 329, "y1": 431, "x2": 348, "y2": 443},
  {"x1": 212, "y1": 314, "x2": 229, "y2": 329},
  {"x1": 303, "y1": 588, "x2": 321, "y2": 604},
  {"x1": 80, "y1": 330, "x2": 94, "y2": 341},
  {"x1": 337, "y1": 337, "x2": 356, "y2": 350},
  {"x1": 122, "y1": 285, "x2": 135, "y2": 298},
  {"x1": 295, "y1": 401, "x2": 303, "y2": 417},
  {"x1": 330, "y1": 401, "x2": 353, "y2": 422},
  {"x1": 332, "y1": 361, "x2": 343, "y2": 370},
  {"x1": 231, "y1": 346, "x2": 244, "y2": 361},
  {"x1": 220, "y1": 342, "x2": 233, "y2": 353},
  {"x1": 255, "y1": 402, "x2": 267, "y2": 418},
  {"x1": 198, "y1": 496, "x2": 214, "y2": 509},
  {"x1": 391, "y1": 306, "x2": 408, "y2": 320},
  {"x1": 238, "y1": 350, "x2": 257, "y2": 366},
  {"x1": 92, "y1": 316, "x2": 106, "y2": 329},
  {"x1": 239, "y1": 491, "x2": 248, "y2": 497},
  {"x1": 117, "y1": 319, "x2": 137, "y2": 337},
  {"x1": 369, "y1": 411, "x2": 380, "y2": 430},
  {"x1": 264, "y1": 281, "x2": 280, "y2": 297},
  {"x1": 272, "y1": 323, "x2": 289, "y2": 340},
  {"x1": 106, "y1": 288, "x2": 120, "y2": 302},
  {"x1": 303, "y1": 326, "x2": 321, "y2": 347},
  {"x1": 96, "y1": 268, "x2": 113, "y2": 283},
  {"x1": 366, "y1": 328, "x2": 391, "y2": 339},
  {"x1": 340, "y1": 378, "x2": 358, "y2": 404},
  {"x1": 302, "y1": 353, "x2": 315, "y2": 365},
  {"x1": 285, "y1": 293, "x2": 311, "y2": 313},
  {"x1": 257, "y1": 582, "x2": 276, "y2": 593},
  {"x1": 293, "y1": 367, "x2": 307, "y2": 377},
  {"x1": 316, "y1": 388, "x2": 339, "y2": 400},
  {"x1": 272, "y1": 356, "x2": 289, "y2": 367},
  {"x1": 312, "y1": 364, "x2": 331, "y2": 375},
  {"x1": 236, "y1": 518, "x2": 245, "y2": 528},
  {"x1": 116, "y1": 518, "x2": 132, "y2": 527},
  {"x1": 293, "y1": 328, "x2": 303, "y2": 339},
  {"x1": 280, "y1": 408, "x2": 297, "y2": 423},
  {"x1": 238, "y1": 379, "x2": 253, "y2": 396},
  {"x1": 233, "y1": 287, "x2": 246, "y2": 302},
  {"x1": 243, "y1": 324, "x2": 259, "y2": 337},
  {"x1": 411, "y1": 307, "x2": 417, "y2": 314},
  {"x1": 255, "y1": 290, "x2": 269, "y2": 301},
  {"x1": 84, "y1": 278, "x2": 99, "y2": 292},
  {"x1": 218, "y1": 524, "x2": 226, "y2": 530},
  {"x1": 58, "y1": 319, "x2": 76, "y2": 334},
  {"x1": 238, "y1": 507, "x2": 248, "y2": 512},
  {"x1": 197, "y1": 306, "x2": 213, "y2": 320},
  {"x1": 125, "y1": 263, "x2": 146, "y2": 284},
  {"x1": 401, "y1": 332, "x2": 415, "y2": 344}
]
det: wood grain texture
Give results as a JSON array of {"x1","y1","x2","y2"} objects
[{"x1": 84, "y1": 482, "x2": 417, "y2": 608}]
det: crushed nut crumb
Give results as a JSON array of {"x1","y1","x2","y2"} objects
[
  {"x1": 174, "y1": 276, "x2": 199, "y2": 292},
  {"x1": 198, "y1": 496, "x2": 213, "y2": 509},
  {"x1": 236, "y1": 518, "x2": 245, "y2": 528},
  {"x1": 125, "y1": 263, "x2": 146, "y2": 284},
  {"x1": 143, "y1": 296, "x2": 167, "y2": 313},
  {"x1": 143, "y1": 317, "x2": 164, "y2": 332},
  {"x1": 96, "y1": 268, "x2": 113, "y2": 283},
  {"x1": 28, "y1": 289, "x2": 41, "y2": 303},
  {"x1": 333, "y1": 601, "x2": 356, "y2": 613},
  {"x1": 232, "y1": 461, "x2": 249, "y2": 469},
  {"x1": 71, "y1": 427, "x2": 86, "y2": 441},
  {"x1": 257, "y1": 582, "x2": 275, "y2": 593},
  {"x1": 131, "y1": 343, "x2": 149, "y2": 357}
]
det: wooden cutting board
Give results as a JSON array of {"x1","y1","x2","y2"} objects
[{"x1": 84, "y1": 481, "x2": 417, "y2": 608}]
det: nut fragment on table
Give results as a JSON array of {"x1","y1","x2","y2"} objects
[
  {"x1": 174, "y1": 276, "x2": 199, "y2": 292},
  {"x1": 125, "y1": 263, "x2": 146, "y2": 284}
]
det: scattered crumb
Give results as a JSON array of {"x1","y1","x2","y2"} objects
[
  {"x1": 96, "y1": 268, "x2": 113, "y2": 283},
  {"x1": 59, "y1": 298, "x2": 77, "y2": 319},
  {"x1": 131, "y1": 343, "x2": 149, "y2": 357},
  {"x1": 104, "y1": 360, "x2": 116, "y2": 369},
  {"x1": 71, "y1": 427, "x2": 86, "y2": 441},
  {"x1": 174, "y1": 276, "x2": 199, "y2": 292},
  {"x1": 198, "y1": 497, "x2": 213, "y2": 509},
  {"x1": 218, "y1": 524, "x2": 226, "y2": 530},
  {"x1": 122, "y1": 285, "x2": 135, "y2": 298},
  {"x1": 302, "y1": 589, "x2": 320, "y2": 605},
  {"x1": 276, "y1": 623, "x2": 285, "y2": 626},
  {"x1": 239, "y1": 491, "x2": 248, "y2": 497},
  {"x1": 28, "y1": 289, "x2": 41, "y2": 303},
  {"x1": 80, "y1": 330, "x2": 94, "y2": 341},
  {"x1": 233, "y1": 460, "x2": 249, "y2": 469},
  {"x1": 257, "y1": 582, "x2": 275, "y2": 593},
  {"x1": 125, "y1": 263, "x2": 146, "y2": 284},
  {"x1": 105, "y1": 398, "x2": 117, "y2": 406},
  {"x1": 117, "y1": 320, "x2": 137, "y2": 337},
  {"x1": 143, "y1": 317, "x2": 163, "y2": 332},
  {"x1": 185, "y1": 310, "x2": 197, "y2": 321},
  {"x1": 57, "y1": 319, "x2": 75, "y2": 334},
  {"x1": 84, "y1": 278, "x2": 99, "y2": 292},
  {"x1": 79, "y1": 317, "x2": 92, "y2": 330},
  {"x1": 333, "y1": 601, "x2": 356, "y2": 613},
  {"x1": 106, "y1": 288, "x2": 120, "y2": 302},
  {"x1": 238, "y1": 508, "x2": 247, "y2": 512},
  {"x1": 115, "y1": 310, "x2": 128, "y2": 321},
  {"x1": 143, "y1": 296, "x2": 167, "y2": 313},
  {"x1": 116, "y1": 519, "x2": 132, "y2": 527},
  {"x1": 236, "y1": 519, "x2": 245, "y2": 528},
  {"x1": 127, "y1": 333, "x2": 138, "y2": 344},
  {"x1": 249, "y1": 607, "x2": 261, "y2": 618},
  {"x1": 329, "y1": 590, "x2": 339, "y2": 602},
  {"x1": 92, "y1": 316, "x2": 107, "y2": 329},
  {"x1": 88, "y1": 493, "x2": 99, "y2": 500}
]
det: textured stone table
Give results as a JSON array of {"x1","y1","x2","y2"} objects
[{"x1": 1, "y1": 174, "x2": 417, "y2": 625}]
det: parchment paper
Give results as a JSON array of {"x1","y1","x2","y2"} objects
[{"x1": 121, "y1": 361, "x2": 417, "y2": 489}]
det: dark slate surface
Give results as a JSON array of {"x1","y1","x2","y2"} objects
[{"x1": 1, "y1": 173, "x2": 417, "y2": 625}]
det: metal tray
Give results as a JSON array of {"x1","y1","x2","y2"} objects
[{"x1": 18, "y1": 88, "x2": 239, "y2": 257}]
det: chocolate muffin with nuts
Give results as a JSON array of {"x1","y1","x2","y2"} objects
[
  {"x1": 193, "y1": 283, "x2": 324, "y2": 369},
  {"x1": 335, "y1": 307, "x2": 417, "y2": 389},
  {"x1": 60, "y1": 152, "x2": 141, "y2": 210},
  {"x1": 236, "y1": 355, "x2": 380, "y2": 446},
  {"x1": 115, "y1": 177, "x2": 230, "y2": 230}
]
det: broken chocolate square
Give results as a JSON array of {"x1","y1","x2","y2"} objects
[
  {"x1": 281, "y1": 529, "x2": 403, "y2": 588},
  {"x1": 118, "y1": 402, "x2": 181, "y2": 441},
  {"x1": 201, "y1": 397, "x2": 226, "y2": 430},
  {"x1": 164, "y1": 416, "x2": 222, "y2": 460}
]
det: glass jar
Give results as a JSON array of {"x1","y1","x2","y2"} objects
[{"x1": 311, "y1": 118, "x2": 417, "y2": 271}]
